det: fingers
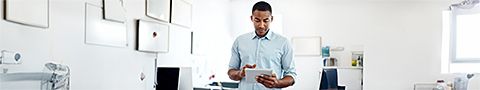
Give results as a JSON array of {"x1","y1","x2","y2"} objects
[
  {"x1": 241, "y1": 64, "x2": 251, "y2": 76},
  {"x1": 241, "y1": 66, "x2": 247, "y2": 76},
  {"x1": 244, "y1": 64, "x2": 256, "y2": 69},
  {"x1": 256, "y1": 75, "x2": 269, "y2": 86},
  {"x1": 241, "y1": 64, "x2": 256, "y2": 77},
  {"x1": 271, "y1": 72, "x2": 277, "y2": 77},
  {"x1": 256, "y1": 76, "x2": 262, "y2": 82},
  {"x1": 242, "y1": 64, "x2": 255, "y2": 70},
  {"x1": 239, "y1": 70, "x2": 246, "y2": 77},
  {"x1": 256, "y1": 74, "x2": 277, "y2": 88}
]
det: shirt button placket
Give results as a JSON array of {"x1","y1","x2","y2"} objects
[{"x1": 256, "y1": 39, "x2": 261, "y2": 64}]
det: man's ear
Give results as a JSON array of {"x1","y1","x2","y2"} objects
[
  {"x1": 250, "y1": 16, "x2": 254, "y2": 22},
  {"x1": 271, "y1": 16, "x2": 274, "y2": 22}
]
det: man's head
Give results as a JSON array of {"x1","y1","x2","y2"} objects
[{"x1": 251, "y1": 1, "x2": 273, "y2": 37}]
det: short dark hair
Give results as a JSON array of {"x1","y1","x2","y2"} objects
[{"x1": 252, "y1": 1, "x2": 272, "y2": 14}]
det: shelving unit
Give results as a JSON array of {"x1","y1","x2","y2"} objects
[{"x1": 321, "y1": 50, "x2": 364, "y2": 90}]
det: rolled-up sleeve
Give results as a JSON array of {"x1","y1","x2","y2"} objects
[
  {"x1": 281, "y1": 40, "x2": 297, "y2": 80},
  {"x1": 229, "y1": 39, "x2": 241, "y2": 70}
]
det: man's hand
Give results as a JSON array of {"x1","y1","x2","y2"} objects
[
  {"x1": 240, "y1": 64, "x2": 256, "y2": 77},
  {"x1": 256, "y1": 73, "x2": 279, "y2": 88},
  {"x1": 228, "y1": 64, "x2": 256, "y2": 81},
  {"x1": 256, "y1": 73, "x2": 295, "y2": 88}
]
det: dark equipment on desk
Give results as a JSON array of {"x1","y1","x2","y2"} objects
[
  {"x1": 320, "y1": 68, "x2": 346, "y2": 90},
  {"x1": 155, "y1": 67, "x2": 180, "y2": 90}
]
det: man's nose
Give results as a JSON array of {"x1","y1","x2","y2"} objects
[{"x1": 258, "y1": 22, "x2": 265, "y2": 29}]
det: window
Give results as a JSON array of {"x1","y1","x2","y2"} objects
[
  {"x1": 442, "y1": 4, "x2": 480, "y2": 73},
  {"x1": 452, "y1": 11, "x2": 480, "y2": 62}
]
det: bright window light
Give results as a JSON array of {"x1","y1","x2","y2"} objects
[
  {"x1": 442, "y1": 8, "x2": 480, "y2": 73},
  {"x1": 455, "y1": 13, "x2": 480, "y2": 60}
]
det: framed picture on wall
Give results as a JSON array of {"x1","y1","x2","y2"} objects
[
  {"x1": 3, "y1": 0, "x2": 49, "y2": 28},
  {"x1": 103, "y1": 0, "x2": 126, "y2": 23},
  {"x1": 84, "y1": 3, "x2": 128, "y2": 47},
  {"x1": 145, "y1": 0, "x2": 170, "y2": 22},
  {"x1": 136, "y1": 20, "x2": 169, "y2": 53},
  {"x1": 170, "y1": 0, "x2": 192, "y2": 28},
  {"x1": 291, "y1": 36, "x2": 322, "y2": 56}
]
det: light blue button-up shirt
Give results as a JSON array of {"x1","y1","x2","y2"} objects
[{"x1": 229, "y1": 31, "x2": 297, "y2": 90}]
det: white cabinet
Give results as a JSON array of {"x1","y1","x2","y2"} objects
[{"x1": 337, "y1": 68, "x2": 363, "y2": 90}]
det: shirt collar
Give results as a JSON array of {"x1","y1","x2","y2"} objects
[{"x1": 252, "y1": 29, "x2": 274, "y2": 40}]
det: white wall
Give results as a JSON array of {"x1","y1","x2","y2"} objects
[
  {"x1": 190, "y1": 0, "x2": 233, "y2": 86},
  {"x1": 4, "y1": 0, "x2": 480, "y2": 90},
  {"x1": 229, "y1": 0, "x2": 285, "y2": 38},
  {"x1": 275, "y1": 0, "x2": 480, "y2": 90},
  {"x1": 0, "y1": 0, "x2": 178, "y2": 90}
]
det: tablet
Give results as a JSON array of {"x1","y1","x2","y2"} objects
[{"x1": 245, "y1": 69, "x2": 273, "y2": 83}]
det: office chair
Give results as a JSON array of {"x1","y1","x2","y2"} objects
[{"x1": 320, "y1": 68, "x2": 346, "y2": 90}]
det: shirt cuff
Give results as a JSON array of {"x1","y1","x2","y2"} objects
[
  {"x1": 284, "y1": 73, "x2": 297, "y2": 82},
  {"x1": 228, "y1": 66, "x2": 239, "y2": 70}
]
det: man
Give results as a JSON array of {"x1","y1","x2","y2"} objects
[{"x1": 227, "y1": 1, "x2": 296, "y2": 90}]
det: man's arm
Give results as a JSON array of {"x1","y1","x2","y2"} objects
[
  {"x1": 228, "y1": 39, "x2": 243, "y2": 81},
  {"x1": 277, "y1": 39, "x2": 296, "y2": 87},
  {"x1": 276, "y1": 76, "x2": 295, "y2": 88}
]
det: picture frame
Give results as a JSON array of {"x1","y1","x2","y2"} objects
[
  {"x1": 102, "y1": 0, "x2": 126, "y2": 23},
  {"x1": 170, "y1": 0, "x2": 192, "y2": 28},
  {"x1": 136, "y1": 20, "x2": 170, "y2": 53},
  {"x1": 145, "y1": 0, "x2": 170, "y2": 23},
  {"x1": 291, "y1": 36, "x2": 322, "y2": 56},
  {"x1": 3, "y1": 0, "x2": 49, "y2": 28},
  {"x1": 84, "y1": 3, "x2": 128, "y2": 47}
]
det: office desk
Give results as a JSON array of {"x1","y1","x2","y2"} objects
[{"x1": 194, "y1": 81, "x2": 238, "y2": 90}]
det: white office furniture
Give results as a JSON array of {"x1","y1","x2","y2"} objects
[{"x1": 413, "y1": 82, "x2": 437, "y2": 90}]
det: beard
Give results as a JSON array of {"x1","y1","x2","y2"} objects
[{"x1": 255, "y1": 28, "x2": 269, "y2": 37}]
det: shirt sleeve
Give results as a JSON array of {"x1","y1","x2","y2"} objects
[
  {"x1": 228, "y1": 39, "x2": 241, "y2": 70},
  {"x1": 281, "y1": 40, "x2": 297, "y2": 81}
]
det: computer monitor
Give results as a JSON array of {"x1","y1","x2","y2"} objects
[
  {"x1": 156, "y1": 67, "x2": 180, "y2": 90},
  {"x1": 320, "y1": 68, "x2": 338, "y2": 90}
]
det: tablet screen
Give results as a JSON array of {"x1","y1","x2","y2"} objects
[{"x1": 245, "y1": 69, "x2": 273, "y2": 83}]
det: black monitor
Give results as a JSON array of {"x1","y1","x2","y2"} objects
[
  {"x1": 156, "y1": 67, "x2": 180, "y2": 90},
  {"x1": 320, "y1": 68, "x2": 338, "y2": 90}
]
